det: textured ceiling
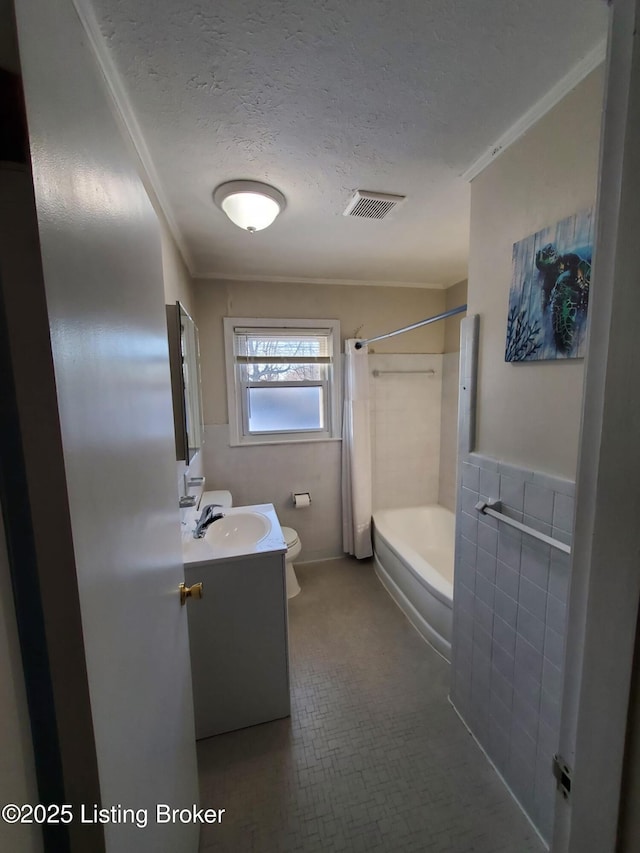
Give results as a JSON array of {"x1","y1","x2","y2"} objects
[{"x1": 89, "y1": 0, "x2": 608, "y2": 285}]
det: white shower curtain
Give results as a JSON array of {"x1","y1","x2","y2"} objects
[{"x1": 341, "y1": 339, "x2": 373, "y2": 558}]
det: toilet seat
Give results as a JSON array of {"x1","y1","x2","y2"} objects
[{"x1": 281, "y1": 526, "x2": 300, "y2": 550}]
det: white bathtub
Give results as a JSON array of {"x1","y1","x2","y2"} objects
[{"x1": 372, "y1": 505, "x2": 455, "y2": 661}]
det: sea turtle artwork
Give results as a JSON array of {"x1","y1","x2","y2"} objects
[{"x1": 505, "y1": 209, "x2": 594, "y2": 362}]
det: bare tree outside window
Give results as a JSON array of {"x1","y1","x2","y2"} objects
[
  {"x1": 225, "y1": 319, "x2": 340, "y2": 444},
  {"x1": 243, "y1": 336, "x2": 324, "y2": 383}
]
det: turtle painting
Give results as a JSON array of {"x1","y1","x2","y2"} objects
[
  {"x1": 505, "y1": 209, "x2": 594, "y2": 362},
  {"x1": 535, "y1": 244, "x2": 591, "y2": 353}
]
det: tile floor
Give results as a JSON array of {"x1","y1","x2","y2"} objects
[{"x1": 197, "y1": 558, "x2": 545, "y2": 852}]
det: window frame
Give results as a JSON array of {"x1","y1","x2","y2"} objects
[{"x1": 223, "y1": 317, "x2": 342, "y2": 446}]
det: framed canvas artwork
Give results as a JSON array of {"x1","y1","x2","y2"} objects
[{"x1": 505, "y1": 209, "x2": 594, "y2": 362}]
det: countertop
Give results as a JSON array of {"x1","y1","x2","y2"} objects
[{"x1": 181, "y1": 503, "x2": 287, "y2": 567}]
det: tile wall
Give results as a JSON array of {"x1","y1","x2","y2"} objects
[
  {"x1": 451, "y1": 453, "x2": 573, "y2": 843},
  {"x1": 202, "y1": 352, "x2": 444, "y2": 561},
  {"x1": 369, "y1": 353, "x2": 443, "y2": 511}
]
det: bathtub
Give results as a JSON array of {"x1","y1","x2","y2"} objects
[{"x1": 372, "y1": 505, "x2": 454, "y2": 661}]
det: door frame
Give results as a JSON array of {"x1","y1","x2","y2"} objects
[
  {"x1": 0, "y1": 95, "x2": 103, "y2": 853},
  {"x1": 553, "y1": 1, "x2": 640, "y2": 850}
]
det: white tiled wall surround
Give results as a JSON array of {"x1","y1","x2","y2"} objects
[
  {"x1": 203, "y1": 353, "x2": 445, "y2": 562},
  {"x1": 369, "y1": 353, "x2": 443, "y2": 511},
  {"x1": 450, "y1": 452, "x2": 574, "y2": 845}
]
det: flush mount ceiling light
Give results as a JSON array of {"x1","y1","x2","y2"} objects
[{"x1": 213, "y1": 180, "x2": 286, "y2": 233}]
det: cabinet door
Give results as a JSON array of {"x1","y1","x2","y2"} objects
[{"x1": 186, "y1": 553, "x2": 290, "y2": 738}]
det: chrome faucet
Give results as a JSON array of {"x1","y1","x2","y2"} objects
[{"x1": 193, "y1": 504, "x2": 224, "y2": 539}]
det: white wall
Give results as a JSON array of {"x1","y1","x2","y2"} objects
[
  {"x1": 196, "y1": 279, "x2": 447, "y2": 425},
  {"x1": 195, "y1": 279, "x2": 447, "y2": 559},
  {"x1": 155, "y1": 199, "x2": 204, "y2": 497},
  {"x1": 468, "y1": 67, "x2": 605, "y2": 480},
  {"x1": 203, "y1": 425, "x2": 342, "y2": 561},
  {"x1": 160, "y1": 218, "x2": 196, "y2": 315}
]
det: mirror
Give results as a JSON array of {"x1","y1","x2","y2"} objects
[{"x1": 166, "y1": 302, "x2": 203, "y2": 463}]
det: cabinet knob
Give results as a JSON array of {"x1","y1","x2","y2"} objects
[{"x1": 180, "y1": 582, "x2": 204, "y2": 606}]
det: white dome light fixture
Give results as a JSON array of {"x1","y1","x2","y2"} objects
[{"x1": 213, "y1": 180, "x2": 286, "y2": 233}]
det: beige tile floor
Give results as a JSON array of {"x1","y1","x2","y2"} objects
[{"x1": 197, "y1": 557, "x2": 545, "y2": 852}]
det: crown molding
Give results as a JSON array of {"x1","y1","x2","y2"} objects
[
  {"x1": 70, "y1": 0, "x2": 196, "y2": 276},
  {"x1": 194, "y1": 272, "x2": 448, "y2": 289},
  {"x1": 461, "y1": 38, "x2": 607, "y2": 183}
]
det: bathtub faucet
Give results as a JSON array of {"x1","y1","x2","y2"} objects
[{"x1": 193, "y1": 504, "x2": 224, "y2": 539}]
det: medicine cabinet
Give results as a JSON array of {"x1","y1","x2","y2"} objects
[{"x1": 166, "y1": 302, "x2": 203, "y2": 463}]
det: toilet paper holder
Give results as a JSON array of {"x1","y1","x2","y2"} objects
[{"x1": 292, "y1": 492, "x2": 311, "y2": 508}]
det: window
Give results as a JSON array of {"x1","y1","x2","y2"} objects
[{"x1": 224, "y1": 318, "x2": 341, "y2": 445}]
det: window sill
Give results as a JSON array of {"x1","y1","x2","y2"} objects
[{"x1": 229, "y1": 436, "x2": 343, "y2": 448}]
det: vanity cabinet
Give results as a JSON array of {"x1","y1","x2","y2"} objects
[{"x1": 184, "y1": 552, "x2": 290, "y2": 739}]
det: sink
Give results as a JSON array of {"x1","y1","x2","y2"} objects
[{"x1": 205, "y1": 511, "x2": 272, "y2": 549}]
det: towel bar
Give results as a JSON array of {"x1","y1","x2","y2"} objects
[{"x1": 475, "y1": 499, "x2": 571, "y2": 555}]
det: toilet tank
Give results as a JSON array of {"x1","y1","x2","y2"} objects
[{"x1": 199, "y1": 490, "x2": 232, "y2": 509}]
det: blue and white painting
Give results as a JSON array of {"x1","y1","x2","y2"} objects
[{"x1": 505, "y1": 209, "x2": 594, "y2": 362}]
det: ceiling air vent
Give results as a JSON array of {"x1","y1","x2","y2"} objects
[{"x1": 343, "y1": 190, "x2": 406, "y2": 220}]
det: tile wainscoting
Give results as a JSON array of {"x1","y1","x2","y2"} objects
[{"x1": 450, "y1": 453, "x2": 574, "y2": 844}]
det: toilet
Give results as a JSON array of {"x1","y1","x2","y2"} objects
[
  {"x1": 281, "y1": 527, "x2": 302, "y2": 599},
  {"x1": 199, "y1": 489, "x2": 233, "y2": 511},
  {"x1": 199, "y1": 489, "x2": 301, "y2": 598}
]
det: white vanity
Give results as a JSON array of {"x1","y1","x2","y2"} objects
[{"x1": 182, "y1": 503, "x2": 290, "y2": 739}]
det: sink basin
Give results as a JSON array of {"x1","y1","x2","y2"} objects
[{"x1": 205, "y1": 511, "x2": 272, "y2": 549}]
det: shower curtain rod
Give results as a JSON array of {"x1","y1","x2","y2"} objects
[{"x1": 354, "y1": 304, "x2": 467, "y2": 349}]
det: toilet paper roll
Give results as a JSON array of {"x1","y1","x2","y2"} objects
[{"x1": 292, "y1": 492, "x2": 311, "y2": 508}]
